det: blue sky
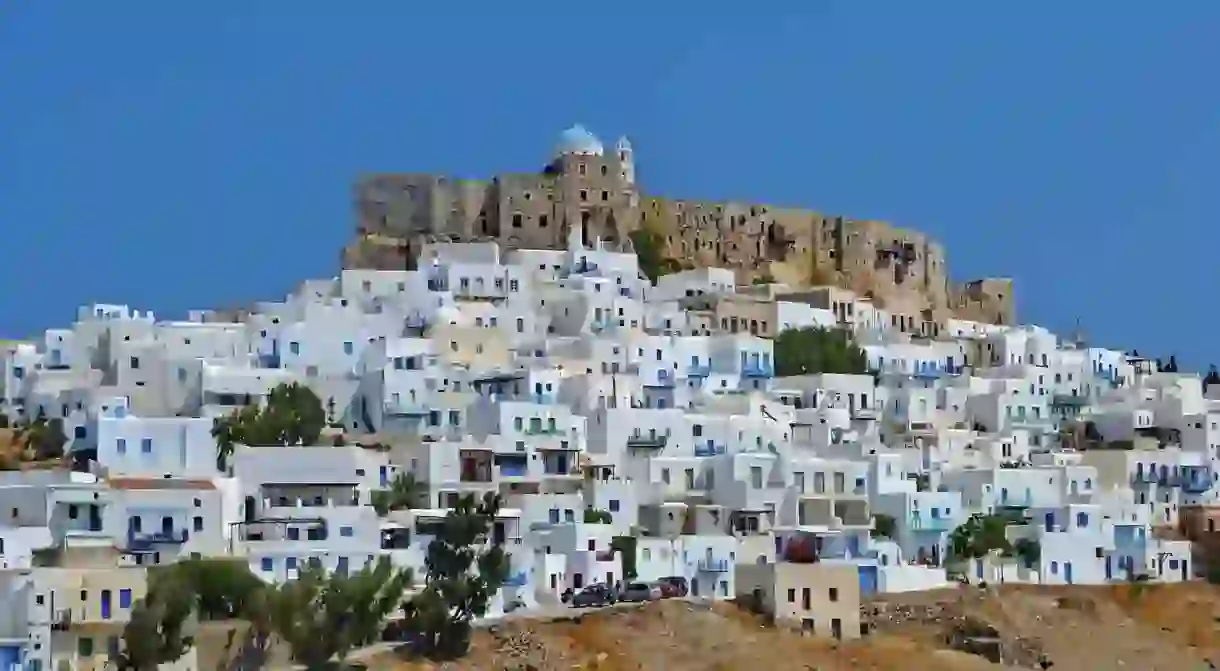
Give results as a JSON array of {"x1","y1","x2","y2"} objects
[{"x1": 2, "y1": 3, "x2": 1218, "y2": 365}]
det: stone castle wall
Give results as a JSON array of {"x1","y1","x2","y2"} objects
[{"x1": 342, "y1": 131, "x2": 1014, "y2": 326}]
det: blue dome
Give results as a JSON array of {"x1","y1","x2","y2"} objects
[{"x1": 555, "y1": 124, "x2": 604, "y2": 157}]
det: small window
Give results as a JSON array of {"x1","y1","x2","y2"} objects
[
  {"x1": 829, "y1": 587, "x2": 839, "y2": 602},
  {"x1": 787, "y1": 588, "x2": 796, "y2": 603}
]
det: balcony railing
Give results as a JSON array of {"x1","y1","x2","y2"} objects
[
  {"x1": 502, "y1": 571, "x2": 528, "y2": 587},
  {"x1": 626, "y1": 433, "x2": 668, "y2": 449},
  {"x1": 1182, "y1": 466, "x2": 1212, "y2": 493},
  {"x1": 697, "y1": 558, "x2": 731, "y2": 573},
  {"x1": 647, "y1": 370, "x2": 676, "y2": 388},
  {"x1": 1051, "y1": 394, "x2": 1088, "y2": 409},
  {"x1": 1132, "y1": 468, "x2": 1160, "y2": 484},
  {"x1": 694, "y1": 443, "x2": 725, "y2": 457},
  {"x1": 909, "y1": 514, "x2": 954, "y2": 531},
  {"x1": 383, "y1": 401, "x2": 429, "y2": 416},
  {"x1": 741, "y1": 362, "x2": 774, "y2": 378},
  {"x1": 127, "y1": 528, "x2": 188, "y2": 550},
  {"x1": 686, "y1": 364, "x2": 711, "y2": 378}
]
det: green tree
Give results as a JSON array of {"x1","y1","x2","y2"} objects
[
  {"x1": 170, "y1": 558, "x2": 267, "y2": 621},
  {"x1": 610, "y1": 535, "x2": 638, "y2": 579},
  {"x1": 773, "y1": 327, "x2": 869, "y2": 377},
  {"x1": 372, "y1": 472, "x2": 427, "y2": 516},
  {"x1": 269, "y1": 557, "x2": 411, "y2": 670},
  {"x1": 629, "y1": 227, "x2": 681, "y2": 282},
  {"x1": 403, "y1": 493, "x2": 509, "y2": 659},
  {"x1": 112, "y1": 571, "x2": 198, "y2": 670},
  {"x1": 211, "y1": 382, "x2": 326, "y2": 471},
  {"x1": 1013, "y1": 538, "x2": 1041, "y2": 568},
  {"x1": 17, "y1": 415, "x2": 68, "y2": 461},
  {"x1": 583, "y1": 507, "x2": 613, "y2": 524},
  {"x1": 871, "y1": 513, "x2": 896, "y2": 539},
  {"x1": 949, "y1": 513, "x2": 1013, "y2": 560}
]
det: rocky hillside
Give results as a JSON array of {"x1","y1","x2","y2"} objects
[{"x1": 367, "y1": 583, "x2": 1220, "y2": 670}]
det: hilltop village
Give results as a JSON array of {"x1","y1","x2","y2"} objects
[{"x1": 0, "y1": 128, "x2": 1214, "y2": 670}]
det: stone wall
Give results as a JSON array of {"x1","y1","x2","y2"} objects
[{"x1": 342, "y1": 140, "x2": 1012, "y2": 325}]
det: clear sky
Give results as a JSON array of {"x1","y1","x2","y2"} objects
[{"x1": 2, "y1": 3, "x2": 1218, "y2": 366}]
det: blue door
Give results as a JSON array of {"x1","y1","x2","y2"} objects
[
  {"x1": 1105, "y1": 557, "x2": 1113, "y2": 581},
  {"x1": 858, "y1": 566, "x2": 878, "y2": 597},
  {"x1": 1064, "y1": 562, "x2": 1073, "y2": 584},
  {"x1": 1044, "y1": 512, "x2": 1054, "y2": 531},
  {"x1": 101, "y1": 589, "x2": 113, "y2": 619}
]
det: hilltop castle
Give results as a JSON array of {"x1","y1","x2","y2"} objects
[{"x1": 341, "y1": 125, "x2": 1014, "y2": 326}]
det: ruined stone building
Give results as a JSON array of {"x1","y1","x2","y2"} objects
[{"x1": 342, "y1": 125, "x2": 1014, "y2": 326}]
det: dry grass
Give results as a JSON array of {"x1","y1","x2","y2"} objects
[{"x1": 359, "y1": 585, "x2": 1220, "y2": 670}]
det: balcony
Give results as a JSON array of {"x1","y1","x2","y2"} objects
[
  {"x1": 127, "y1": 528, "x2": 188, "y2": 551},
  {"x1": 384, "y1": 401, "x2": 428, "y2": 416},
  {"x1": 459, "y1": 468, "x2": 494, "y2": 484},
  {"x1": 1051, "y1": 394, "x2": 1088, "y2": 409},
  {"x1": 852, "y1": 407, "x2": 879, "y2": 420},
  {"x1": 502, "y1": 571, "x2": 528, "y2": 587},
  {"x1": 525, "y1": 424, "x2": 565, "y2": 436},
  {"x1": 626, "y1": 432, "x2": 668, "y2": 449},
  {"x1": 697, "y1": 558, "x2": 731, "y2": 573},
  {"x1": 909, "y1": 513, "x2": 954, "y2": 531},
  {"x1": 1182, "y1": 466, "x2": 1212, "y2": 493},
  {"x1": 996, "y1": 492, "x2": 1032, "y2": 508},
  {"x1": 1132, "y1": 468, "x2": 1160, "y2": 484},
  {"x1": 686, "y1": 364, "x2": 711, "y2": 378},
  {"x1": 741, "y1": 362, "x2": 774, "y2": 378},
  {"x1": 694, "y1": 442, "x2": 725, "y2": 457},
  {"x1": 646, "y1": 370, "x2": 676, "y2": 388},
  {"x1": 1158, "y1": 470, "x2": 1183, "y2": 488},
  {"x1": 51, "y1": 609, "x2": 72, "y2": 631}
]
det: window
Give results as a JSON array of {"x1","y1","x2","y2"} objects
[
  {"x1": 787, "y1": 588, "x2": 796, "y2": 603},
  {"x1": 141, "y1": 438, "x2": 152, "y2": 453},
  {"x1": 261, "y1": 557, "x2": 273, "y2": 572},
  {"x1": 119, "y1": 589, "x2": 132, "y2": 608},
  {"x1": 829, "y1": 587, "x2": 839, "y2": 602},
  {"x1": 289, "y1": 341, "x2": 300, "y2": 355},
  {"x1": 609, "y1": 499, "x2": 620, "y2": 512},
  {"x1": 78, "y1": 637, "x2": 94, "y2": 657},
  {"x1": 286, "y1": 557, "x2": 297, "y2": 571},
  {"x1": 130, "y1": 356, "x2": 140, "y2": 370},
  {"x1": 116, "y1": 438, "x2": 126, "y2": 454},
  {"x1": 343, "y1": 341, "x2": 354, "y2": 355},
  {"x1": 340, "y1": 526, "x2": 354, "y2": 537},
  {"x1": 587, "y1": 539, "x2": 596, "y2": 551},
  {"x1": 193, "y1": 516, "x2": 203, "y2": 532}
]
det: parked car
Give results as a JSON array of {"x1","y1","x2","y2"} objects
[
  {"x1": 570, "y1": 584, "x2": 617, "y2": 608},
  {"x1": 654, "y1": 581, "x2": 681, "y2": 598},
  {"x1": 618, "y1": 581, "x2": 661, "y2": 603},
  {"x1": 657, "y1": 576, "x2": 689, "y2": 597}
]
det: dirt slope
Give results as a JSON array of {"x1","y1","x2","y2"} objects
[{"x1": 368, "y1": 583, "x2": 1220, "y2": 670}]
